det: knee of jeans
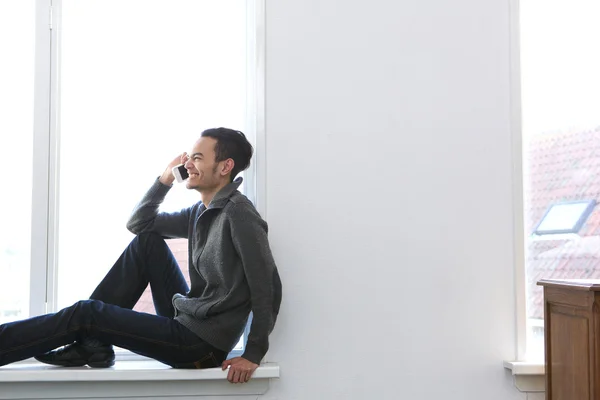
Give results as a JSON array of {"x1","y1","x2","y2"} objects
[
  {"x1": 67, "y1": 300, "x2": 99, "y2": 328},
  {"x1": 72, "y1": 299, "x2": 101, "y2": 313}
]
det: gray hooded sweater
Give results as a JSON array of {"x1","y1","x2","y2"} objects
[{"x1": 126, "y1": 177, "x2": 282, "y2": 364}]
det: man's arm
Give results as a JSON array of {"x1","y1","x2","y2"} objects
[
  {"x1": 126, "y1": 153, "x2": 192, "y2": 238},
  {"x1": 229, "y1": 203, "x2": 282, "y2": 363}
]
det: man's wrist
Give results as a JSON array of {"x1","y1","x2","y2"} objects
[
  {"x1": 158, "y1": 172, "x2": 175, "y2": 186},
  {"x1": 241, "y1": 346, "x2": 263, "y2": 365}
]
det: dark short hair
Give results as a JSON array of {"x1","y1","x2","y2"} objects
[{"x1": 201, "y1": 127, "x2": 254, "y2": 181}]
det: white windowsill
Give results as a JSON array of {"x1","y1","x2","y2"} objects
[
  {"x1": 0, "y1": 360, "x2": 280, "y2": 382},
  {"x1": 0, "y1": 361, "x2": 280, "y2": 399},
  {"x1": 504, "y1": 361, "x2": 545, "y2": 392}
]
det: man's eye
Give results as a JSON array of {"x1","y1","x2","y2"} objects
[{"x1": 193, "y1": 157, "x2": 200, "y2": 161}]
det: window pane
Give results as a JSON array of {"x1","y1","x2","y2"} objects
[
  {"x1": 521, "y1": 0, "x2": 600, "y2": 360},
  {"x1": 56, "y1": 0, "x2": 247, "y2": 310},
  {"x1": 0, "y1": 1, "x2": 35, "y2": 323}
]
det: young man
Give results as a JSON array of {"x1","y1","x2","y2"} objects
[{"x1": 0, "y1": 128, "x2": 282, "y2": 384}]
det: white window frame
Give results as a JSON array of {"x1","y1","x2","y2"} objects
[
  {"x1": 27, "y1": 0, "x2": 266, "y2": 360},
  {"x1": 30, "y1": 0, "x2": 54, "y2": 318},
  {"x1": 509, "y1": 0, "x2": 529, "y2": 363},
  {"x1": 509, "y1": 0, "x2": 574, "y2": 364}
]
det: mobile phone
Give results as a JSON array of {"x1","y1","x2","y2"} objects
[{"x1": 172, "y1": 164, "x2": 189, "y2": 183}]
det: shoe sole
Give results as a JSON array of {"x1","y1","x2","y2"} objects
[
  {"x1": 37, "y1": 360, "x2": 87, "y2": 367},
  {"x1": 87, "y1": 352, "x2": 115, "y2": 368},
  {"x1": 87, "y1": 360, "x2": 115, "y2": 368},
  {"x1": 35, "y1": 354, "x2": 115, "y2": 368},
  {"x1": 36, "y1": 360, "x2": 114, "y2": 368}
]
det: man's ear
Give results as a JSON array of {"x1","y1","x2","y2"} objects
[{"x1": 220, "y1": 159, "x2": 235, "y2": 177}]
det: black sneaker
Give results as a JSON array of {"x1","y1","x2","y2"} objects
[{"x1": 35, "y1": 343, "x2": 115, "y2": 368}]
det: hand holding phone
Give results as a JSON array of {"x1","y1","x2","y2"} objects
[
  {"x1": 172, "y1": 164, "x2": 189, "y2": 183},
  {"x1": 159, "y1": 153, "x2": 189, "y2": 186}
]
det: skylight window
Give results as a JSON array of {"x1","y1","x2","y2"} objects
[{"x1": 533, "y1": 200, "x2": 596, "y2": 235}]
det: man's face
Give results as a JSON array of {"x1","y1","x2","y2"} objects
[{"x1": 184, "y1": 137, "x2": 224, "y2": 191}]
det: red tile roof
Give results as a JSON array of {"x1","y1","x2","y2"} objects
[
  {"x1": 133, "y1": 238, "x2": 190, "y2": 315},
  {"x1": 526, "y1": 128, "x2": 600, "y2": 319}
]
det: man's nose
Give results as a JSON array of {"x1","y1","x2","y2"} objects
[{"x1": 184, "y1": 159, "x2": 194, "y2": 169}]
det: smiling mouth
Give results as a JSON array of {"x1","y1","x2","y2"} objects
[{"x1": 188, "y1": 173, "x2": 199, "y2": 178}]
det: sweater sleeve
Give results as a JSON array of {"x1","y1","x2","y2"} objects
[
  {"x1": 229, "y1": 203, "x2": 282, "y2": 365},
  {"x1": 126, "y1": 178, "x2": 192, "y2": 239}
]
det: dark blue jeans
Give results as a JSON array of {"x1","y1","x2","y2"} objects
[{"x1": 0, "y1": 233, "x2": 227, "y2": 368}]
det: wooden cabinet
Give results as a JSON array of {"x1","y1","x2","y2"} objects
[{"x1": 538, "y1": 279, "x2": 600, "y2": 400}]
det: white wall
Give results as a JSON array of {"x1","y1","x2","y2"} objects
[{"x1": 263, "y1": 0, "x2": 523, "y2": 399}]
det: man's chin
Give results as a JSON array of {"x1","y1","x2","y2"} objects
[{"x1": 185, "y1": 181, "x2": 199, "y2": 190}]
